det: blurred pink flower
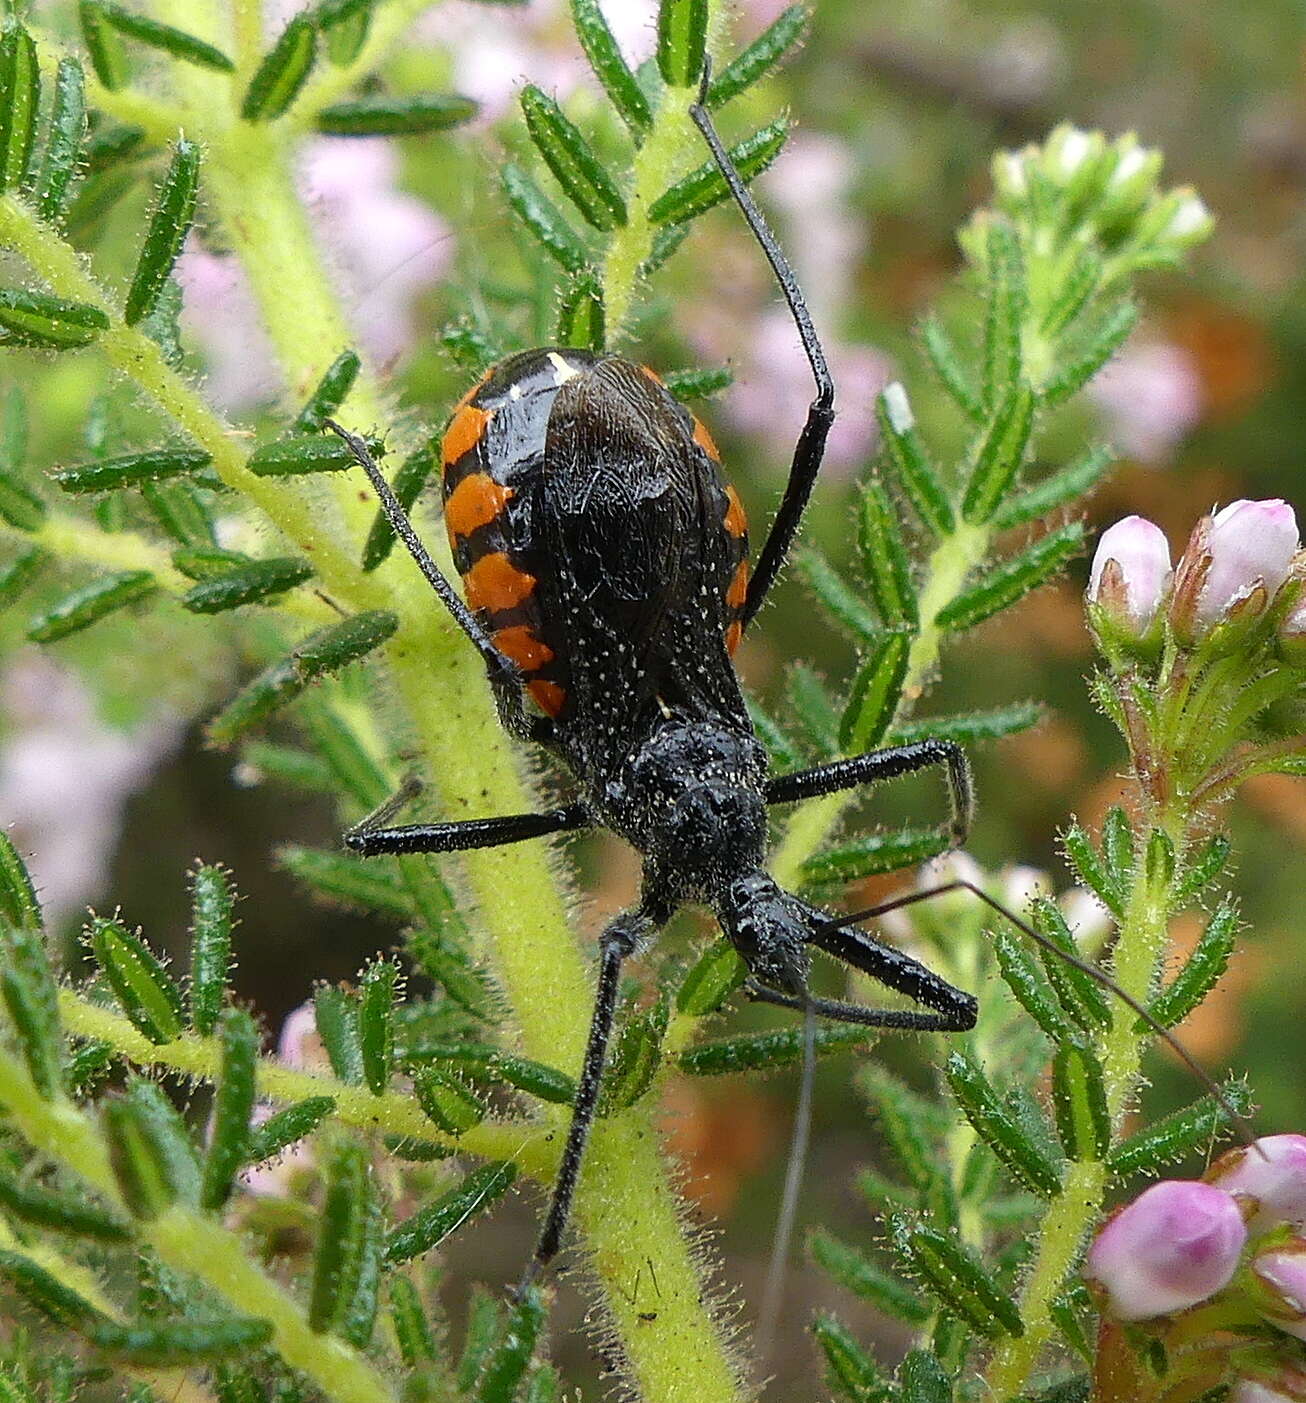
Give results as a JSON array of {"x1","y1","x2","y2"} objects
[
  {"x1": 425, "y1": 0, "x2": 657, "y2": 119},
  {"x1": 1088, "y1": 340, "x2": 1203, "y2": 464},
  {"x1": 722, "y1": 307, "x2": 890, "y2": 471},
  {"x1": 1085, "y1": 1179, "x2": 1247, "y2": 1321},
  {"x1": 179, "y1": 139, "x2": 450, "y2": 413},
  {"x1": 0, "y1": 655, "x2": 179, "y2": 926},
  {"x1": 243, "y1": 999, "x2": 328, "y2": 1198}
]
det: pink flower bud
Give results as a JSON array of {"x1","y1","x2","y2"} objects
[
  {"x1": 1087, "y1": 516, "x2": 1172, "y2": 636},
  {"x1": 1255, "y1": 1242, "x2": 1306, "y2": 1341},
  {"x1": 1210, "y1": 1135, "x2": 1306, "y2": 1233},
  {"x1": 1194, "y1": 499, "x2": 1300, "y2": 631},
  {"x1": 1085, "y1": 1180, "x2": 1247, "y2": 1320}
]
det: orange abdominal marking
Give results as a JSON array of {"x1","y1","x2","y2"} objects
[
  {"x1": 725, "y1": 621, "x2": 743, "y2": 656},
  {"x1": 445, "y1": 473, "x2": 514, "y2": 539},
  {"x1": 529, "y1": 679, "x2": 566, "y2": 716},
  {"x1": 639, "y1": 364, "x2": 665, "y2": 385},
  {"x1": 463, "y1": 552, "x2": 537, "y2": 612},
  {"x1": 494, "y1": 625, "x2": 555, "y2": 671},
  {"x1": 442, "y1": 404, "x2": 491, "y2": 466},
  {"x1": 724, "y1": 484, "x2": 747, "y2": 538},
  {"x1": 726, "y1": 558, "x2": 749, "y2": 609},
  {"x1": 693, "y1": 415, "x2": 721, "y2": 462}
]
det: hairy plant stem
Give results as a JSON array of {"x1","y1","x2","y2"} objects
[
  {"x1": 600, "y1": 3, "x2": 729, "y2": 340},
  {"x1": 771, "y1": 520, "x2": 991, "y2": 890},
  {"x1": 58, "y1": 989, "x2": 547, "y2": 1170},
  {"x1": 0, "y1": 42, "x2": 745, "y2": 1399},
  {"x1": 0, "y1": 1044, "x2": 396, "y2": 1403},
  {"x1": 0, "y1": 1217, "x2": 217, "y2": 1403},
  {"x1": 984, "y1": 810, "x2": 1184, "y2": 1397}
]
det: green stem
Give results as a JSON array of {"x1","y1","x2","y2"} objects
[
  {"x1": 983, "y1": 1159, "x2": 1107, "y2": 1396},
  {"x1": 984, "y1": 815, "x2": 1181, "y2": 1397},
  {"x1": 600, "y1": 5, "x2": 728, "y2": 341},
  {"x1": 0, "y1": 92, "x2": 744, "y2": 1403},
  {"x1": 0, "y1": 1045, "x2": 395, "y2": 1403},
  {"x1": 58, "y1": 989, "x2": 546, "y2": 1172}
]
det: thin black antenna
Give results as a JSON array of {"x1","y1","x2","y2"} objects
[
  {"x1": 823, "y1": 879, "x2": 1262, "y2": 1155},
  {"x1": 757, "y1": 999, "x2": 816, "y2": 1365}
]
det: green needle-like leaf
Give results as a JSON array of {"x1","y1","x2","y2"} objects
[
  {"x1": 358, "y1": 959, "x2": 398, "y2": 1095},
  {"x1": 796, "y1": 549, "x2": 880, "y2": 642},
  {"x1": 857, "y1": 480, "x2": 918, "y2": 625},
  {"x1": 95, "y1": 4, "x2": 234, "y2": 72},
  {"x1": 27, "y1": 571, "x2": 156, "y2": 643},
  {"x1": 1108, "y1": 1083, "x2": 1252, "y2": 1179},
  {"x1": 181, "y1": 556, "x2": 314, "y2": 613},
  {"x1": 385, "y1": 1161, "x2": 516, "y2": 1263},
  {"x1": 78, "y1": 1, "x2": 129, "y2": 90},
  {"x1": 246, "y1": 1095, "x2": 336, "y2": 1164},
  {"x1": 125, "y1": 138, "x2": 200, "y2": 326},
  {"x1": 34, "y1": 58, "x2": 87, "y2": 225},
  {"x1": 803, "y1": 826, "x2": 951, "y2": 886},
  {"x1": 103, "y1": 1079, "x2": 200, "y2": 1218},
  {"x1": 679, "y1": 1023, "x2": 871, "y2": 1075},
  {"x1": 361, "y1": 439, "x2": 437, "y2": 570},
  {"x1": 676, "y1": 938, "x2": 746, "y2": 1016},
  {"x1": 812, "y1": 1313, "x2": 894, "y2": 1403},
  {"x1": 501, "y1": 162, "x2": 589, "y2": 272},
  {"x1": 0, "y1": 832, "x2": 42, "y2": 929},
  {"x1": 1052, "y1": 1042, "x2": 1110, "y2": 1162},
  {"x1": 0, "y1": 924, "x2": 63, "y2": 1098},
  {"x1": 53, "y1": 446, "x2": 213, "y2": 495},
  {"x1": 1042, "y1": 300, "x2": 1139, "y2": 406},
  {"x1": 810, "y1": 1229, "x2": 930, "y2": 1325},
  {"x1": 945, "y1": 1051, "x2": 1062, "y2": 1196},
  {"x1": 0, "y1": 289, "x2": 109, "y2": 349},
  {"x1": 521, "y1": 85, "x2": 626, "y2": 230},
  {"x1": 891, "y1": 1217, "x2": 1024, "y2": 1339},
  {"x1": 648, "y1": 119, "x2": 788, "y2": 225},
  {"x1": 921, "y1": 314, "x2": 982, "y2": 420},
  {"x1": 706, "y1": 5, "x2": 808, "y2": 108},
  {"x1": 570, "y1": 0, "x2": 650, "y2": 136},
  {"x1": 656, "y1": 0, "x2": 708, "y2": 88},
  {"x1": 317, "y1": 93, "x2": 479, "y2": 136},
  {"x1": 473, "y1": 1290, "x2": 544, "y2": 1403},
  {"x1": 935, "y1": 521, "x2": 1084, "y2": 631},
  {"x1": 1145, "y1": 897, "x2": 1238, "y2": 1031},
  {"x1": 875, "y1": 384, "x2": 954, "y2": 536},
  {"x1": 556, "y1": 272, "x2": 606, "y2": 351},
  {"x1": 841, "y1": 631, "x2": 910, "y2": 752},
  {"x1": 0, "y1": 25, "x2": 39, "y2": 193},
  {"x1": 309, "y1": 1141, "x2": 377, "y2": 1334},
  {"x1": 294, "y1": 348, "x2": 361, "y2": 431},
  {"x1": 992, "y1": 445, "x2": 1113, "y2": 530},
  {"x1": 961, "y1": 381, "x2": 1036, "y2": 524},
  {"x1": 200, "y1": 1009, "x2": 258, "y2": 1211},
  {"x1": 241, "y1": 15, "x2": 317, "y2": 122},
  {"x1": 89, "y1": 916, "x2": 184, "y2": 1044},
  {"x1": 0, "y1": 1172, "x2": 129, "y2": 1242},
  {"x1": 188, "y1": 864, "x2": 233, "y2": 1036}
]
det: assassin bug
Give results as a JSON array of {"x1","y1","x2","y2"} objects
[{"x1": 328, "y1": 73, "x2": 1248, "y2": 1295}]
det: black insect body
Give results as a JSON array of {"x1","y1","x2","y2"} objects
[{"x1": 330, "y1": 94, "x2": 980, "y2": 1289}]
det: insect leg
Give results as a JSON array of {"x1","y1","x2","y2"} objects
[
  {"x1": 689, "y1": 72, "x2": 835, "y2": 628},
  {"x1": 765, "y1": 738, "x2": 973, "y2": 845},
  {"x1": 346, "y1": 803, "x2": 591, "y2": 856},
  {"x1": 518, "y1": 902, "x2": 662, "y2": 1296},
  {"x1": 323, "y1": 419, "x2": 551, "y2": 745}
]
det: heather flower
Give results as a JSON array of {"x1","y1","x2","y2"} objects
[
  {"x1": 1210, "y1": 1135, "x2": 1306, "y2": 1233},
  {"x1": 1233, "y1": 1381, "x2": 1304, "y2": 1403},
  {"x1": 1278, "y1": 595, "x2": 1306, "y2": 664},
  {"x1": 1255, "y1": 1243, "x2": 1306, "y2": 1342},
  {"x1": 1189, "y1": 499, "x2": 1299, "y2": 633},
  {"x1": 1087, "y1": 514, "x2": 1172, "y2": 639},
  {"x1": 1085, "y1": 1179, "x2": 1247, "y2": 1320},
  {"x1": 1088, "y1": 340, "x2": 1203, "y2": 465}
]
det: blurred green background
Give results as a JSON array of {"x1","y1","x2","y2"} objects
[{"x1": 2, "y1": 0, "x2": 1304, "y2": 1387}]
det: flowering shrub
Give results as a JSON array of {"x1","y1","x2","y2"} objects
[{"x1": 0, "y1": 2, "x2": 1299, "y2": 1402}]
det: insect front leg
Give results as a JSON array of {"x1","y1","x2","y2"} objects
[
  {"x1": 765, "y1": 739, "x2": 974, "y2": 846},
  {"x1": 519, "y1": 899, "x2": 665, "y2": 1296}
]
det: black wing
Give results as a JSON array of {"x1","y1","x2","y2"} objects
[{"x1": 539, "y1": 358, "x2": 745, "y2": 756}]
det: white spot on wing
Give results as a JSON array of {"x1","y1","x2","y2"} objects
[{"x1": 548, "y1": 351, "x2": 580, "y2": 385}]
